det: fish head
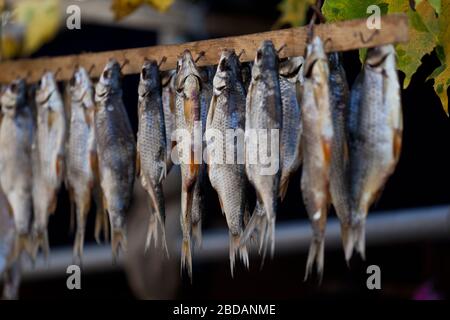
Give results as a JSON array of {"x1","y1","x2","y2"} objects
[
  {"x1": 279, "y1": 56, "x2": 304, "y2": 83},
  {"x1": 70, "y1": 66, "x2": 95, "y2": 109},
  {"x1": 0, "y1": 78, "x2": 26, "y2": 115},
  {"x1": 213, "y1": 49, "x2": 240, "y2": 94},
  {"x1": 252, "y1": 40, "x2": 279, "y2": 79},
  {"x1": 304, "y1": 36, "x2": 327, "y2": 78},
  {"x1": 96, "y1": 59, "x2": 122, "y2": 98},
  {"x1": 175, "y1": 50, "x2": 202, "y2": 92},
  {"x1": 138, "y1": 59, "x2": 161, "y2": 97},
  {"x1": 365, "y1": 45, "x2": 396, "y2": 72},
  {"x1": 36, "y1": 71, "x2": 58, "y2": 107}
]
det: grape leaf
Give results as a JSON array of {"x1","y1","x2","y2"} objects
[
  {"x1": 111, "y1": 0, "x2": 174, "y2": 21},
  {"x1": 322, "y1": 0, "x2": 388, "y2": 22},
  {"x1": 274, "y1": 0, "x2": 315, "y2": 28},
  {"x1": 388, "y1": 0, "x2": 438, "y2": 88},
  {"x1": 427, "y1": 1, "x2": 450, "y2": 115}
]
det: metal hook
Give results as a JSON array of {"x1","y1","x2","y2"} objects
[
  {"x1": 195, "y1": 51, "x2": 205, "y2": 63},
  {"x1": 359, "y1": 30, "x2": 380, "y2": 44},
  {"x1": 323, "y1": 37, "x2": 333, "y2": 52},
  {"x1": 277, "y1": 44, "x2": 287, "y2": 55},
  {"x1": 87, "y1": 64, "x2": 95, "y2": 76},
  {"x1": 120, "y1": 59, "x2": 130, "y2": 71},
  {"x1": 237, "y1": 49, "x2": 246, "y2": 60},
  {"x1": 158, "y1": 56, "x2": 167, "y2": 68},
  {"x1": 54, "y1": 67, "x2": 62, "y2": 78}
]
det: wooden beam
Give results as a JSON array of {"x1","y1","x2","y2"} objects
[{"x1": 0, "y1": 14, "x2": 408, "y2": 83}]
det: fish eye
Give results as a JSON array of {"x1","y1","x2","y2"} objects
[
  {"x1": 10, "y1": 83, "x2": 17, "y2": 93},
  {"x1": 256, "y1": 50, "x2": 262, "y2": 61},
  {"x1": 103, "y1": 70, "x2": 111, "y2": 79},
  {"x1": 69, "y1": 75, "x2": 76, "y2": 87},
  {"x1": 142, "y1": 68, "x2": 149, "y2": 80}
]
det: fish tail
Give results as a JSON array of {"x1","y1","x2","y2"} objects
[
  {"x1": 144, "y1": 213, "x2": 158, "y2": 251},
  {"x1": 353, "y1": 219, "x2": 366, "y2": 260},
  {"x1": 12, "y1": 234, "x2": 34, "y2": 261},
  {"x1": 31, "y1": 230, "x2": 50, "y2": 263},
  {"x1": 73, "y1": 195, "x2": 90, "y2": 263},
  {"x1": 240, "y1": 201, "x2": 265, "y2": 248},
  {"x1": 94, "y1": 189, "x2": 108, "y2": 244},
  {"x1": 146, "y1": 182, "x2": 168, "y2": 256},
  {"x1": 304, "y1": 235, "x2": 325, "y2": 283},
  {"x1": 181, "y1": 238, "x2": 193, "y2": 282},
  {"x1": 260, "y1": 195, "x2": 277, "y2": 261},
  {"x1": 229, "y1": 232, "x2": 250, "y2": 277},
  {"x1": 192, "y1": 220, "x2": 202, "y2": 249},
  {"x1": 111, "y1": 228, "x2": 127, "y2": 262},
  {"x1": 340, "y1": 222, "x2": 356, "y2": 265}
]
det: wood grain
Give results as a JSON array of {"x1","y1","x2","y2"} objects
[{"x1": 0, "y1": 14, "x2": 408, "y2": 83}]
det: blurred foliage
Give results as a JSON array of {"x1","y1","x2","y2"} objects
[
  {"x1": 1, "y1": 0, "x2": 61, "y2": 59},
  {"x1": 274, "y1": 0, "x2": 315, "y2": 28},
  {"x1": 277, "y1": 0, "x2": 449, "y2": 115},
  {"x1": 111, "y1": 0, "x2": 174, "y2": 20}
]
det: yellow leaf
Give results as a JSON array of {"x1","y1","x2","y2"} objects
[
  {"x1": 1, "y1": 22, "x2": 25, "y2": 59},
  {"x1": 111, "y1": 0, "x2": 174, "y2": 21},
  {"x1": 14, "y1": 0, "x2": 61, "y2": 56},
  {"x1": 145, "y1": 0, "x2": 174, "y2": 12},
  {"x1": 274, "y1": 0, "x2": 315, "y2": 28},
  {"x1": 111, "y1": 0, "x2": 144, "y2": 20}
]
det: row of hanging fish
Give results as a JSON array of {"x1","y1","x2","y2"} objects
[{"x1": 0, "y1": 36, "x2": 403, "y2": 287}]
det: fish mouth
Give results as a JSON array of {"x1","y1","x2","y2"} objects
[
  {"x1": 367, "y1": 53, "x2": 390, "y2": 68},
  {"x1": 36, "y1": 89, "x2": 56, "y2": 105}
]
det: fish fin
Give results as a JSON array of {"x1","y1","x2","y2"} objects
[
  {"x1": 304, "y1": 235, "x2": 325, "y2": 283},
  {"x1": 192, "y1": 220, "x2": 202, "y2": 249},
  {"x1": 111, "y1": 229, "x2": 126, "y2": 262},
  {"x1": 229, "y1": 233, "x2": 249, "y2": 277},
  {"x1": 94, "y1": 199, "x2": 108, "y2": 244},
  {"x1": 393, "y1": 128, "x2": 402, "y2": 165},
  {"x1": 47, "y1": 110, "x2": 55, "y2": 128},
  {"x1": 73, "y1": 193, "x2": 91, "y2": 263},
  {"x1": 12, "y1": 234, "x2": 34, "y2": 262},
  {"x1": 67, "y1": 186, "x2": 75, "y2": 234},
  {"x1": 89, "y1": 151, "x2": 100, "y2": 182},
  {"x1": 206, "y1": 94, "x2": 217, "y2": 128},
  {"x1": 279, "y1": 175, "x2": 290, "y2": 201},
  {"x1": 158, "y1": 161, "x2": 166, "y2": 184},
  {"x1": 144, "y1": 180, "x2": 168, "y2": 257},
  {"x1": 321, "y1": 139, "x2": 332, "y2": 167},
  {"x1": 135, "y1": 150, "x2": 141, "y2": 178},
  {"x1": 240, "y1": 202, "x2": 267, "y2": 254},
  {"x1": 55, "y1": 154, "x2": 64, "y2": 184},
  {"x1": 31, "y1": 231, "x2": 50, "y2": 263},
  {"x1": 181, "y1": 239, "x2": 193, "y2": 282},
  {"x1": 48, "y1": 190, "x2": 58, "y2": 215},
  {"x1": 144, "y1": 213, "x2": 158, "y2": 251},
  {"x1": 353, "y1": 220, "x2": 366, "y2": 260},
  {"x1": 340, "y1": 222, "x2": 355, "y2": 264}
]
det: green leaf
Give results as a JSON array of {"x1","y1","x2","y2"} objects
[
  {"x1": 428, "y1": 1, "x2": 450, "y2": 115},
  {"x1": 322, "y1": 0, "x2": 388, "y2": 22}
]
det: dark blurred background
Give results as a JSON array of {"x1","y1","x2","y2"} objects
[{"x1": 12, "y1": 0, "x2": 450, "y2": 299}]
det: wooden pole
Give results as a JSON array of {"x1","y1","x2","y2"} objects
[{"x1": 0, "y1": 14, "x2": 408, "y2": 83}]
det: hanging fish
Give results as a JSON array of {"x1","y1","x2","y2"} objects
[
  {"x1": 244, "y1": 40, "x2": 282, "y2": 258},
  {"x1": 174, "y1": 50, "x2": 202, "y2": 280},
  {"x1": 161, "y1": 69, "x2": 176, "y2": 174},
  {"x1": 327, "y1": 52, "x2": 352, "y2": 262},
  {"x1": 0, "y1": 79, "x2": 35, "y2": 257},
  {"x1": 66, "y1": 66, "x2": 98, "y2": 261},
  {"x1": 136, "y1": 59, "x2": 168, "y2": 255},
  {"x1": 190, "y1": 65, "x2": 215, "y2": 248},
  {"x1": 242, "y1": 56, "x2": 304, "y2": 256},
  {"x1": 95, "y1": 59, "x2": 136, "y2": 259},
  {"x1": 33, "y1": 71, "x2": 67, "y2": 258},
  {"x1": 301, "y1": 36, "x2": 333, "y2": 281},
  {"x1": 348, "y1": 45, "x2": 403, "y2": 259},
  {"x1": 0, "y1": 186, "x2": 15, "y2": 275},
  {"x1": 206, "y1": 49, "x2": 249, "y2": 276},
  {"x1": 278, "y1": 56, "x2": 304, "y2": 199}
]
